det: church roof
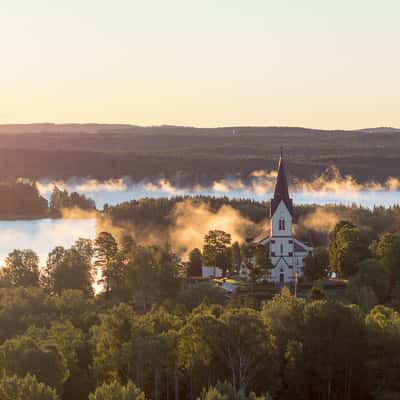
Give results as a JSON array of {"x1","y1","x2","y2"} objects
[
  {"x1": 251, "y1": 230, "x2": 270, "y2": 244},
  {"x1": 294, "y1": 241, "x2": 309, "y2": 252},
  {"x1": 293, "y1": 238, "x2": 313, "y2": 252},
  {"x1": 271, "y1": 153, "x2": 293, "y2": 217}
]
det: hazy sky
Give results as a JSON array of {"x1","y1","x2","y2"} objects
[{"x1": 1, "y1": 0, "x2": 399, "y2": 129}]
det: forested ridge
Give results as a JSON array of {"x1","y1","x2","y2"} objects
[{"x1": 0, "y1": 125, "x2": 399, "y2": 182}]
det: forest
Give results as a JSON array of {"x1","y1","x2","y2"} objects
[
  {"x1": 0, "y1": 125, "x2": 400, "y2": 398},
  {"x1": 0, "y1": 181, "x2": 95, "y2": 219},
  {"x1": 0, "y1": 125, "x2": 399, "y2": 183},
  {"x1": 0, "y1": 209, "x2": 399, "y2": 399},
  {"x1": 0, "y1": 181, "x2": 48, "y2": 219},
  {"x1": 105, "y1": 196, "x2": 400, "y2": 247}
]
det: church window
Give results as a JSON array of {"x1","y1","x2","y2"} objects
[
  {"x1": 288, "y1": 252, "x2": 293, "y2": 257},
  {"x1": 279, "y1": 219, "x2": 285, "y2": 230},
  {"x1": 280, "y1": 244, "x2": 283, "y2": 254}
]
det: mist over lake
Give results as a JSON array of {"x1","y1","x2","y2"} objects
[
  {"x1": 1, "y1": 178, "x2": 400, "y2": 265},
  {"x1": 37, "y1": 177, "x2": 400, "y2": 209}
]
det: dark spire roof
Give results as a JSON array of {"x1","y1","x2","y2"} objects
[{"x1": 271, "y1": 152, "x2": 293, "y2": 217}]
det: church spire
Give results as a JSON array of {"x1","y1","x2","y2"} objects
[{"x1": 271, "y1": 150, "x2": 293, "y2": 217}]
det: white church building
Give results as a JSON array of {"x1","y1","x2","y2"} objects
[{"x1": 241, "y1": 153, "x2": 313, "y2": 283}]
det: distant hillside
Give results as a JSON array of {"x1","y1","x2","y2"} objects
[
  {"x1": 0, "y1": 124, "x2": 399, "y2": 183},
  {"x1": 357, "y1": 127, "x2": 400, "y2": 134},
  {"x1": 0, "y1": 123, "x2": 397, "y2": 136}
]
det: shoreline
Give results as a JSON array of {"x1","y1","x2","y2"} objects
[{"x1": 0, "y1": 210, "x2": 97, "y2": 221}]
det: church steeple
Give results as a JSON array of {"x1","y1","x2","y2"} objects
[{"x1": 271, "y1": 150, "x2": 293, "y2": 217}]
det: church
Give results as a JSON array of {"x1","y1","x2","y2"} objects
[{"x1": 241, "y1": 153, "x2": 313, "y2": 283}]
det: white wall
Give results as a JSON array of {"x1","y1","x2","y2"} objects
[
  {"x1": 270, "y1": 200, "x2": 295, "y2": 282},
  {"x1": 202, "y1": 266, "x2": 223, "y2": 278},
  {"x1": 271, "y1": 201, "x2": 292, "y2": 237}
]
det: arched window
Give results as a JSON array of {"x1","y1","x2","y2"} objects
[{"x1": 279, "y1": 218, "x2": 285, "y2": 230}]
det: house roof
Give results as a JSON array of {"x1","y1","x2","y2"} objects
[
  {"x1": 294, "y1": 239, "x2": 312, "y2": 253},
  {"x1": 270, "y1": 153, "x2": 293, "y2": 217},
  {"x1": 251, "y1": 230, "x2": 270, "y2": 244}
]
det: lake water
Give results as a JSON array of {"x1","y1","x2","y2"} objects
[
  {"x1": 0, "y1": 218, "x2": 96, "y2": 265},
  {"x1": 36, "y1": 178, "x2": 400, "y2": 210},
  {"x1": 1, "y1": 185, "x2": 400, "y2": 265}
]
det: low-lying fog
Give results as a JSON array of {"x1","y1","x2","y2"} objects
[
  {"x1": 2, "y1": 167, "x2": 400, "y2": 265},
  {"x1": 36, "y1": 167, "x2": 400, "y2": 209}
]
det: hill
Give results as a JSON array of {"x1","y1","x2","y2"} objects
[{"x1": 0, "y1": 124, "x2": 399, "y2": 183}]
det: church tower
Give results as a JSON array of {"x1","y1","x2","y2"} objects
[
  {"x1": 240, "y1": 151, "x2": 313, "y2": 284},
  {"x1": 269, "y1": 152, "x2": 296, "y2": 283}
]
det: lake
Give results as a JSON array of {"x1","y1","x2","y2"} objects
[
  {"x1": 0, "y1": 218, "x2": 96, "y2": 265},
  {"x1": 36, "y1": 178, "x2": 400, "y2": 209},
  {"x1": 1, "y1": 183, "x2": 400, "y2": 265}
]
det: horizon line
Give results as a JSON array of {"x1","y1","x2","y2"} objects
[{"x1": 0, "y1": 122, "x2": 398, "y2": 132}]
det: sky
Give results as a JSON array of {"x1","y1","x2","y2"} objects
[{"x1": 0, "y1": 0, "x2": 399, "y2": 129}]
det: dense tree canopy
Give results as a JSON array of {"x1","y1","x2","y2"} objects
[
  {"x1": 50, "y1": 187, "x2": 96, "y2": 211},
  {"x1": 304, "y1": 247, "x2": 329, "y2": 282},
  {"x1": 329, "y1": 221, "x2": 370, "y2": 277},
  {"x1": 376, "y1": 232, "x2": 400, "y2": 283},
  {"x1": 0, "y1": 249, "x2": 40, "y2": 288},
  {"x1": 0, "y1": 222, "x2": 398, "y2": 399},
  {"x1": 347, "y1": 258, "x2": 390, "y2": 306},
  {"x1": 0, "y1": 374, "x2": 59, "y2": 400},
  {"x1": 89, "y1": 380, "x2": 146, "y2": 400},
  {"x1": 203, "y1": 230, "x2": 232, "y2": 274},
  {"x1": 0, "y1": 181, "x2": 47, "y2": 219},
  {"x1": 42, "y1": 240, "x2": 94, "y2": 296}
]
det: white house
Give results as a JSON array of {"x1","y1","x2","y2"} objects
[
  {"x1": 241, "y1": 153, "x2": 313, "y2": 283},
  {"x1": 202, "y1": 265, "x2": 223, "y2": 278}
]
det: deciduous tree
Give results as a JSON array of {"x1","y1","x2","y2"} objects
[
  {"x1": 89, "y1": 380, "x2": 146, "y2": 400},
  {"x1": 203, "y1": 230, "x2": 232, "y2": 274},
  {"x1": 189, "y1": 308, "x2": 276, "y2": 400},
  {"x1": 304, "y1": 247, "x2": 329, "y2": 282},
  {"x1": 0, "y1": 335, "x2": 68, "y2": 394},
  {"x1": 0, "y1": 374, "x2": 58, "y2": 400},
  {"x1": 328, "y1": 222, "x2": 370, "y2": 277},
  {"x1": 42, "y1": 240, "x2": 94, "y2": 296},
  {"x1": 347, "y1": 258, "x2": 390, "y2": 304},
  {"x1": 376, "y1": 233, "x2": 400, "y2": 284},
  {"x1": 0, "y1": 249, "x2": 40, "y2": 288}
]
